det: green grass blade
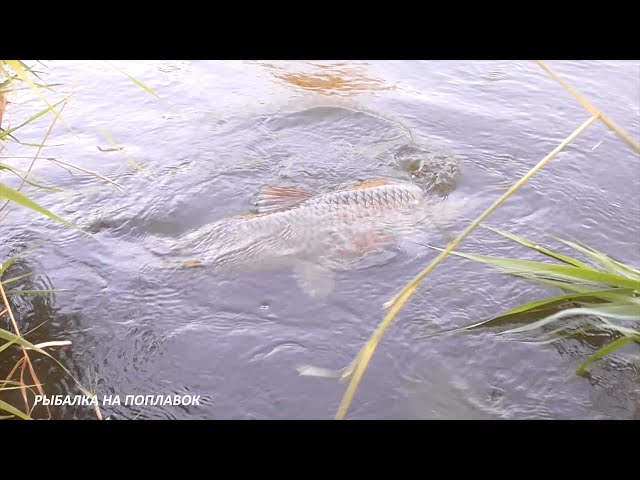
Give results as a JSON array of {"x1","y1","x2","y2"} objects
[
  {"x1": 0, "y1": 380, "x2": 38, "y2": 388},
  {"x1": 0, "y1": 328, "x2": 77, "y2": 384},
  {"x1": 0, "y1": 83, "x2": 63, "y2": 95},
  {"x1": 0, "y1": 97, "x2": 68, "y2": 140},
  {"x1": 16, "y1": 61, "x2": 46, "y2": 82},
  {"x1": 13, "y1": 141, "x2": 64, "y2": 148},
  {"x1": 0, "y1": 272, "x2": 33, "y2": 284},
  {"x1": 1, "y1": 132, "x2": 21, "y2": 143},
  {"x1": 502, "y1": 288, "x2": 635, "y2": 316},
  {"x1": 0, "y1": 77, "x2": 14, "y2": 90},
  {"x1": 0, "y1": 256, "x2": 18, "y2": 276},
  {"x1": 574, "y1": 302, "x2": 640, "y2": 318},
  {"x1": 3, "y1": 61, "x2": 73, "y2": 134},
  {"x1": 33, "y1": 82, "x2": 64, "y2": 90},
  {"x1": 464, "y1": 288, "x2": 637, "y2": 330},
  {"x1": 598, "y1": 322, "x2": 640, "y2": 337},
  {"x1": 0, "y1": 163, "x2": 64, "y2": 192},
  {"x1": 511, "y1": 276, "x2": 593, "y2": 293},
  {"x1": 0, "y1": 328, "x2": 97, "y2": 408},
  {"x1": 0, "y1": 336, "x2": 19, "y2": 354},
  {"x1": 0, "y1": 256, "x2": 26, "y2": 277},
  {"x1": 501, "y1": 305, "x2": 640, "y2": 336},
  {"x1": 0, "y1": 385, "x2": 37, "y2": 392},
  {"x1": 576, "y1": 336, "x2": 637, "y2": 376},
  {"x1": 109, "y1": 63, "x2": 161, "y2": 99},
  {"x1": 0, "y1": 380, "x2": 27, "y2": 388},
  {"x1": 0, "y1": 182, "x2": 77, "y2": 229},
  {"x1": 526, "y1": 325, "x2": 603, "y2": 343},
  {"x1": 554, "y1": 237, "x2": 640, "y2": 280},
  {"x1": 448, "y1": 250, "x2": 640, "y2": 290},
  {"x1": 1, "y1": 244, "x2": 43, "y2": 276},
  {"x1": 0, "y1": 399, "x2": 31, "y2": 420},
  {"x1": 484, "y1": 226, "x2": 596, "y2": 270},
  {"x1": 6, "y1": 289, "x2": 70, "y2": 296}
]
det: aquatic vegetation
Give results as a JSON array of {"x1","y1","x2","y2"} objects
[
  {"x1": 0, "y1": 60, "x2": 155, "y2": 419},
  {"x1": 451, "y1": 227, "x2": 639, "y2": 375}
]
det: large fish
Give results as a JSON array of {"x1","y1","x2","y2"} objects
[{"x1": 172, "y1": 178, "x2": 450, "y2": 298}]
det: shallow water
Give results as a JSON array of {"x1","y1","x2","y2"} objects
[{"x1": 1, "y1": 60, "x2": 639, "y2": 419}]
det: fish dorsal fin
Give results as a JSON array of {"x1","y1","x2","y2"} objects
[
  {"x1": 344, "y1": 179, "x2": 393, "y2": 191},
  {"x1": 255, "y1": 186, "x2": 317, "y2": 214}
]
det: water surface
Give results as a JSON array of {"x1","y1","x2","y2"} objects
[{"x1": 1, "y1": 60, "x2": 639, "y2": 419}]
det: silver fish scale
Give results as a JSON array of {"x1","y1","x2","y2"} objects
[{"x1": 309, "y1": 184, "x2": 420, "y2": 208}]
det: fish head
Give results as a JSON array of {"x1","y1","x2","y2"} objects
[{"x1": 395, "y1": 145, "x2": 462, "y2": 197}]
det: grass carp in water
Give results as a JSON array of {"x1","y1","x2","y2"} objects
[{"x1": 173, "y1": 178, "x2": 454, "y2": 298}]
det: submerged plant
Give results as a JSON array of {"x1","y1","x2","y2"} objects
[{"x1": 452, "y1": 226, "x2": 640, "y2": 376}]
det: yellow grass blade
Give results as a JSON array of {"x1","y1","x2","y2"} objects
[
  {"x1": 3, "y1": 60, "x2": 75, "y2": 136},
  {"x1": 536, "y1": 60, "x2": 640, "y2": 154},
  {"x1": 0, "y1": 399, "x2": 32, "y2": 420},
  {"x1": 108, "y1": 62, "x2": 161, "y2": 99},
  {"x1": 335, "y1": 115, "x2": 599, "y2": 420}
]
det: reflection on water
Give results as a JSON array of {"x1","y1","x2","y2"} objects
[{"x1": 256, "y1": 61, "x2": 395, "y2": 96}]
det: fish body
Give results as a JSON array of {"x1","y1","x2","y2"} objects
[{"x1": 175, "y1": 179, "x2": 442, "y2": 297}]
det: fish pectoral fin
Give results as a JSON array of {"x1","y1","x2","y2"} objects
[
  {"x1": 255, "y1": 186, "x2": 317, "y2": 214},
  {"x1": 293, "y1": 260, "x2": 336, "y2": 300}
]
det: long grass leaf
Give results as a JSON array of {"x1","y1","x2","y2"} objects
[
  {"x1": 598, "y1": 323, "x2": 640, "y2": 338},
  {"x1": 0, "y1": 83, "x2": 63, "y2": 95},
  {"x1": 6, "y1": 289, "x2": 70, "y2": 296},
  {"x1": 13, "y1": 141, "x2": 64, "y2": 148},
  {"x1": 464, "y1": 288, "x2": 637, "y2": 330},
  {"x1": 501, "y1": 306, "x2": 640, "y2": 335},
  {"x1": 447, "y1": 250, "x2": 640, "y2": 289},
  {"x1": 554, "y1": 237, "x2": 640, "y2": 280},
  {"x1": 0, "y1": 182, "x2": 77, "y2": 229},
  {"x1": 4, "y1": 61, "x2": 73, "y2": 133},
  {"x1": 17, "y1": 61, "x2": 46, "y2": 82},
  {"x1": 484, "y1": 226, "x2": 596, "y2": 270},
  {"x1": 0, "y1": 98, "x2": 68, "y2": 140},
  {"x1": 0, "y1": 399, "x2": 31, "y2": 420},
  {"x1": 0, "y1": 336, "x2": 19, "y2": 354},
  {"x1": 501, "y1": 288, "x2": 635, "y2": 316},
  {"x1": 0, "y1": 257, "x2": 19, "y2": 277},
  {"x1": 0, "y1": 329, "x2": 78, "y2": 386},
  {"x1": 511, "y1": 277, "x2": 593, "y2": 293},
  {"x1": 0, "y1": 379, "x2": 39, "y2": 392},
  {"x1": 109, "y1": 63, "x2": 160, "y2": 99},
  {"x1": 0, "y1": 244, "x2": 43, "y2": 277},
  {"x1": 576, "y1": 336, "x2": 637, "y2": 376},
  {"x1": 537, "y1": 60, "x2": 640, "y2": 154},
  {"x1": 335, "y1": 115, "x2": 599, "y2": 420},
  {"x1": 0, "y1": 163, "x2": 63, "y2": 191},
  {"x1": 0, "y1": 162, "x2": 51, "y2": 183}
]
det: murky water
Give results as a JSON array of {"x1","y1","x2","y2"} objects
[{"x1": 1, "y1": 60, "x2": 639, "y2": 419}]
